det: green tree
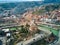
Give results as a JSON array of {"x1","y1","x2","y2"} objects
[{"x1": 20, "y1": 25, "x2": 28, "y2": 34}]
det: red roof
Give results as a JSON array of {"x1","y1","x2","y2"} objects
[{"x1": 56, "y1": 12, "x2": 60, "y2": 17}]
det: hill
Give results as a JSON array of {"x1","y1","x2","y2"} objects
[{"x1": 0, "y1": 0, "x2": 60, "y2": 16}]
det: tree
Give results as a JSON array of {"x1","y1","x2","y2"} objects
[{"x1": 20, "y1": 25, "x2": 29, "y2": 34}]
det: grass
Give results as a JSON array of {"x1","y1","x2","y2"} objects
[
  {"x1": 38, "y1": 25, "x2": 59, "y2": 36},
  {"x1": 10, "y1": 28, "x2": 17, "y2": 30},
  {"x1": 32, "y1": 9, "x2": 46, "y2": 15},
  {"x1": 9, "y1": 26, "x2": 21, "y2": 31},
  {"x1": 31, "y1": 39, "x2": 47, "y2": 45}
]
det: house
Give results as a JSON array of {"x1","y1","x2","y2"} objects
[
  {"x1": 55, "y1": 11, "x2": 60, "y2": 21},
  {"x1": 2, "y1": 29, "x2": 9, "y2": 32},
  {"x1": 29, "y1": 25, "x2": 38, "y2": 31},
  {"x1": 10, "y1": 15, "x2": 17, "y2": 19},
  {"x1": 57, "y1": 17, "x2": 60, "y2": 21}
]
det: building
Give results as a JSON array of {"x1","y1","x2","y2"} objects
[{"x1": 55, "y1": 11, "x2": 60, "y2": 21}]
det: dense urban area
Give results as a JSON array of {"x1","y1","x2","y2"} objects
[{"x1": 0, "y1": 1, "x2": 60, "y2": 45}]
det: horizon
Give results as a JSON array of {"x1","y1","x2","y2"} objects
[{"x1": 0, "y1": 0, "x2": 44, "y2": 3}]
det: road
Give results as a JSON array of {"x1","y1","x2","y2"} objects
[
  {"x1": 38, "y1": 26, "x2": 52, "y2": 35},
  {"x1": 48, "y1": 30, "x2": 60, "y2": 45},
  {"x1": 0, "y1": 37, "x2": 7, "y2": 45},
  {"x1": 17, "y1": 28, "x2": 52, "y2": 45},
  {"x1": 52, "y1": 30, "x2": 60, "y2": 45},
  {"x1": 38, "y1": 24, "x2": 59, "y2": 36},
  {"x1": 0, "y1": 23, "x2": 21, "y2": 29},
  {"x1": 17, "y1": 33, "x2": 46, "y2": 45}
]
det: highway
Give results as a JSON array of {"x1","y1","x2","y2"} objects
[
  {"x1": 17, "y1": 24, "x2": 53, "y2": 45},
  {"x1": 38, "y1": 24, "x2": 60, "y2": 45},
  {"x1": 0, "y1": 23, "x2": 21, "y2": 29},
  {"x1": 38, "y1": 26, "x2": 52, "y2": 35},
  {"x1": 38, "y1": 25, "x2": 59, "y2": 36},
  {"x1": 0, "y1": 23, "x2": 60, "y2": 45},
  {"x1": 17, "y1": 33, "x2": 49, "y2": 45}
]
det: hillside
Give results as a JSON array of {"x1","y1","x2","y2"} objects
[
  {"x1": 0, "y1": 0, "x2": 60, "y2": 16},
  {"x1": 32, "y1": 4, "x2": 60, "y2": 15}
]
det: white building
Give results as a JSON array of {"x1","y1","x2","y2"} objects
[{"x1": 2, "y1": 29, "x2": 9, "y2": 32}]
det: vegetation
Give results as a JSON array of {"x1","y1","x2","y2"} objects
[
  {"x1": 55, "y1": 20, "x2": 60, "y2": 25},
  {"x1": 10, "y1": 27, "x2": 17, "y2": 31},
  {"x1": 31, "y1": 39, "x2": 48, "y2": 45},
  {"x1": 32, "y1": 4, "x2": 60, "y2": 15},
  {"x1": 32, "y1": 9, "x2": 46, "y2": 15},
  {"x1": 20, "y1": 25, "x2": 29, "y2": 34},
  {"x1": 0, "y1": 1, "x2": 60, "y2": 15},
  {"x1": 38, "y1": 24, "x2": 59, "y2": 37}
]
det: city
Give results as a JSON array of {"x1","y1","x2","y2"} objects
[{"x1": 0, "y1": 0, "x2": 60, "y2": 45}]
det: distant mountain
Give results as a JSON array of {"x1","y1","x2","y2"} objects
[
  {"x1": 44, "y1": 0, "x2": 60, "y2": 3},
  {"x1": 0, "y1": 1, "x2": 60, "y2": 16},
  {"x1": 0, "y1": 1, "x2": 44, "y2": 15}
]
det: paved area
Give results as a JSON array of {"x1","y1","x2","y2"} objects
[
  {"x1": 49, "y1": 30, "x2": 60, "y2": 45},
  {"x1": 54, "y1": 30, "x2": 60, "y2": 45},
  {"x1": 38, "y1": 27, "x2": 52, "y2": 35},
  {"x1": 0, "y1": 37, "x2": 7, "y2": 45},
  {"x1": 17, "y1": 33, "x2": 46, "y2": 45}
]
